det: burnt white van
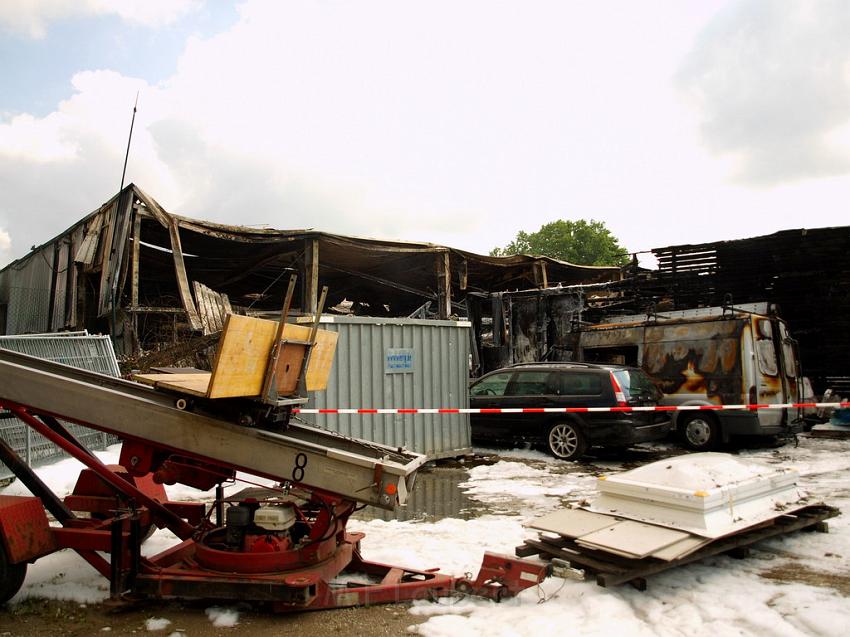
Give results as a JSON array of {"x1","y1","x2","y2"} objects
[{"x1": 576, "y1": 303, "x2": 803, "y2": 450}]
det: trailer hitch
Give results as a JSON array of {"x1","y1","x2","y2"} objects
[{"x1": 455, "y1": 552, "x2": 550, "y2": 601}]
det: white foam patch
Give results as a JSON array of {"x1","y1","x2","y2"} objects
[
  {"x1": 205, "y1": 606, "x2": 240, "y2": 628},
  {"x1": 145, "y1": 617, "x2": 171, "y2": 631}
]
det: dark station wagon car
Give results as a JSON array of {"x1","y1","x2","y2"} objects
[{"x1": 469, "y1": 362, "x2": 672, "y2": 460}]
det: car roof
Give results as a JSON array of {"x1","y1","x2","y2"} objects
[{"x1": 489, "y1": 362, "x2": 644, "y2": 373}]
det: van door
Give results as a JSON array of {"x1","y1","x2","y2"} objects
[
  {"x1": 753, "y1": 318, "x2": 785, "y2": 428},
  {"x1": 777, "y1": 320, "x2": 800, "y2": 409}
]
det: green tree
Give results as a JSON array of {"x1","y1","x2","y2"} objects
[{"x1": 490, "y1": 219, "x2": 629, "y2": 266}]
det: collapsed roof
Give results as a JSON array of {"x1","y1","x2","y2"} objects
[{"x1": 0, "y1": 184, "x2": 620, "y2": 355}]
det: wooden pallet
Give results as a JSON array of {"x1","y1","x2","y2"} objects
[{"x1": 516, "y1": 504, "x2": 839, "y2": 590}]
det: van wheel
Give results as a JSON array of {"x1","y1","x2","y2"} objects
[
  {"x1": 0, "y1": 544, "x2": 26, "y2": 604},
  {"x1": 546, "y1": 423, "x2": 587, "y2": 460},
  {"x1": 681, "y1": 413, "x2": 719, "y2": 451}
]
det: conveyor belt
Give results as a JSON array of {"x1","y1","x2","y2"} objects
[{"x1": 0, "y1": 349, "x2": 426, "y2": 509}]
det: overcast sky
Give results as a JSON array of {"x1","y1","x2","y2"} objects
[{"x1": 1, "y1": 0, "x2": 849, "y2": 267}]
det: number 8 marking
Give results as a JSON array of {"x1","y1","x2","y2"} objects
[{"x1": 292, "y1": 453, "x2": 308, "y2": 482}]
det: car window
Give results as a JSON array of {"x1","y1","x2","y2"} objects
[
  {"x1": 612, "y1": 369, "x2": 658, "y2": 399},
  {"x1": 470, "y1": 372, "x2": 513, "y2": 396},
  {"x1": 505, "y1": 371, "x2": 552, "y2": 396},
  {"x1": 558, "y1": 372, "x2": 602, "y2": 395}
]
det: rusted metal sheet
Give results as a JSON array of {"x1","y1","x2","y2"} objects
[{"x1": 74, "y1": 209, "x2": 107, "y2": 266}]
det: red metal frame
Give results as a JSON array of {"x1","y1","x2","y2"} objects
[{"x1": 0, "y1": 400, "x2": 550, "y2": 610}]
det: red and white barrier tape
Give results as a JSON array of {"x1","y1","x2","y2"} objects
[{"x1": 294, "y1": 402, "x2": 850, "y2": 415}]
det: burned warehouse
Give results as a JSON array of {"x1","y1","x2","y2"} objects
[{"x1": 0, "y1": 184, "x2": 618, "y2": 364}]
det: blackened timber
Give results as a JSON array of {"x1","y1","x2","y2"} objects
[
  {"x1": 321, "y1": 263, "x2": 437, "y2": 302},
  {"x1": 303, "y1": 238, "x2": 319, "y2": 315},
  {"x1": 436, "y1": 250, "x2": 451, "y2": 319}
]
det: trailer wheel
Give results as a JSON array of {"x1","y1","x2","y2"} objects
[
  {"x1": 0, "y1": 544, "x2": 26, "y2": 604},
  {"x1": 681, "y1": 413, "x2": 719, "y2": 451},
  {"x1": 546, "y1": 422, "x2": 587, "y2": 460}
]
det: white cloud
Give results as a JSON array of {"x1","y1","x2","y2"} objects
[
  {"x1": 0, "y1": 0, "x2": 201, "y2": 39},
  {"x1": 2, "y1": 0, "x2": 850, "y2": 268},
  {"x1": 0, "y1": 228, "x2": 11, "y2": 256},
  {"x1": 676, "y1": 0, "x2": 850, "y2": 184}
]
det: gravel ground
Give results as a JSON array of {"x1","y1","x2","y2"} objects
[{"x1": 0, "y1": 598, "x2": 425, "y2": 636}]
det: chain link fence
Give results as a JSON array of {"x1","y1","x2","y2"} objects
[{"x1": 0, "y1": 332, "x2": 121, "y2": 481}]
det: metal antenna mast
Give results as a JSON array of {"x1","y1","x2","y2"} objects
[{"x1": 119, "y1": 91, "x2": 139, "y2": 193}]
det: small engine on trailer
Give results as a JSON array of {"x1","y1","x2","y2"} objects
[{"x1": 220, "y1": 499, "x2": 297, "y2": 554}]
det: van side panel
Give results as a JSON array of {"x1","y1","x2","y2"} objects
[{"x1": 642, "y1": 319, "x2": 745, "y2": 406}]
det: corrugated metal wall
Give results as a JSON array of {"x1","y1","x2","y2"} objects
[
  {"x1": 0, "y1": 222, "x2": 84, "y2": 335},
  {"x1": 304, "y1": 316, "x2": 471, "y2": 459},
  {"x1": 3, "y1": 245, "x2": 54, "y2": 334}
]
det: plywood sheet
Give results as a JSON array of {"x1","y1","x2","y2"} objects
[
  {"x1": 650, "y1": 535, "x2": 711, "y2": 561},
  {"x1": 206, "y1": 315, "x2": 338, "y2": 399},
  {"x1": 527, "y1": 508, "x2": 619, "y2": 538},
  {"x1": 576, "y1": 520, "x2": 691, "y2": 559},
  {"x1": 208, "y1": 314, "x2": 278, "y2": 399}
]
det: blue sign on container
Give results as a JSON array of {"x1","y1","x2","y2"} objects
[{"x1": 385, "y1": 348, "x2": 415, "y2": 373}]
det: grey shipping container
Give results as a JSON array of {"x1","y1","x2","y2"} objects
[{"x1": 302, "y1": 316, "x2": 472, "y2": 459}]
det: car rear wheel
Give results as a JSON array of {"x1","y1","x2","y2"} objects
[
  {"x1": 0, "y1": 544, "x2": 27, "y2": 604},
  {"x1": 681, "y1": 413, "x2": 719, "y2": 451},
  {"x1": 546, "y1": 423, "x2": 587, "y2": 460}
]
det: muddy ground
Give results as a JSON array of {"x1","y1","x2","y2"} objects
[{"x1": 0, "y1": 599, "x2": 425, "y2": 636}]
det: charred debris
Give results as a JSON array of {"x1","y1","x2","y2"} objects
[
  {"x1": 0, "y1": 184, "x2": 847, "y2": 392},
  {"x1": 468, "y1": 227, "x2": 850, "y2": 396},
  {"x1": 0, "y1": 184, "x2": 616, "y2": 370}
]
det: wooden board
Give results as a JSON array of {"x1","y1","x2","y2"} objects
[
  {"x1": 272, "y1": 342, "x2": 309, "y2": 395},
  {"x1": 528, "y1": 508, "x2": 619, "y2": 538},
  {"x1": 133, "y1": 372, "x2": 212, "y2": 398},
  {"x1": 283, "y1": 323, "x2": 338, "y2": 392},
  {"x1": 650, "y1": 536, "x2": 710, "y2": 561},
  {"x1": 207, "y1": 315, "x2": 338, "y2": 399},
  {"x1": 576, "y1": 520, "x2": 690, "y2": 559}
]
